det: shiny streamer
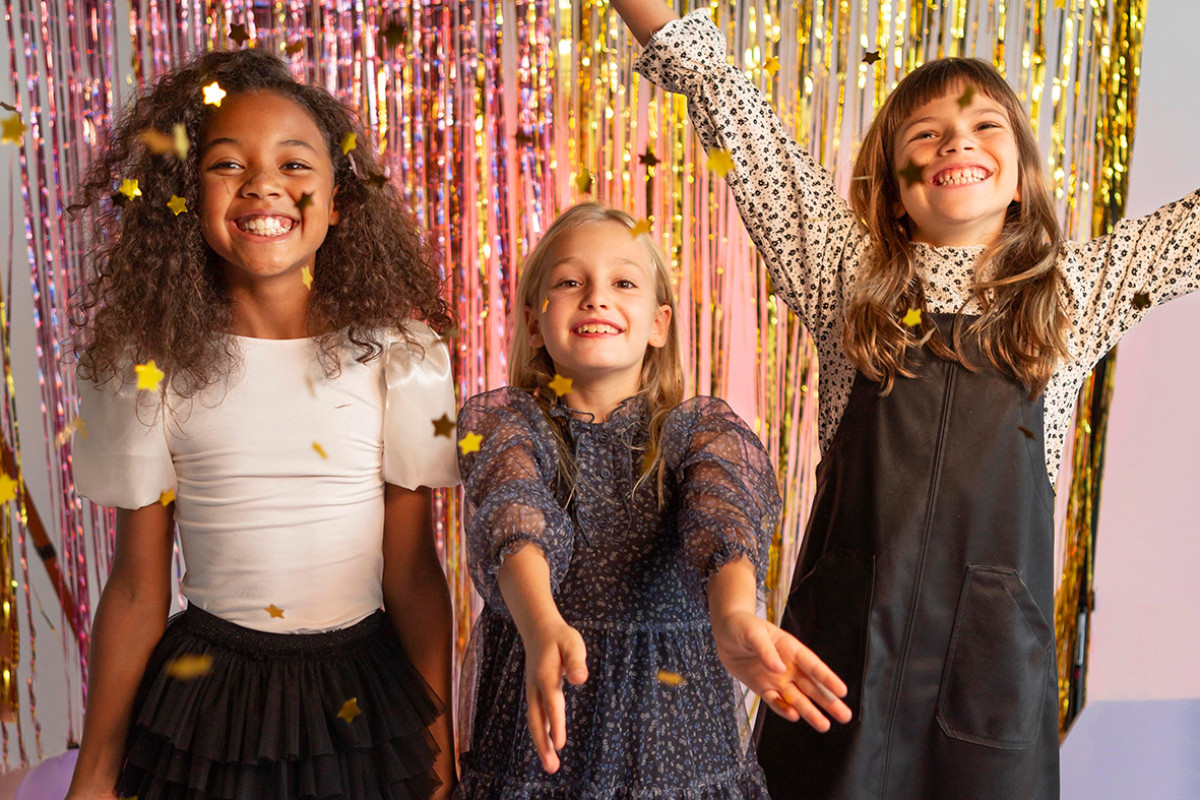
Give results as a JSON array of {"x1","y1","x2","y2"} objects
[{"x1": 1, "y1": 0, "x2": 1143, "y2": 759}]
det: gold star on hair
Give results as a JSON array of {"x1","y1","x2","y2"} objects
[
  {"x1": 166, "y1": 654, "x2": 213, "y2": 680},
  {"x1": 312, "y1": 442, "x2": 328, "y2": 459},
  {"x1": 630, "y1": 219, "x2": 652, "y2": 238},
  {"x1": 167, "y1": 195, "x2": 188, "y2": 216},
  {"x1": 229, "y1": 22, "x2": 250, "y2": 47},
  {"x1": 340, "y1": 132, "x2": 356, "y2": 155},
  {"x1": 119, "y1": 178, "x2": 143, "y2": 200},
  {"x1": 365, "y1": 171, "x2": 388, "y2": 188},
  {"x1": 762, "y1": 56, "x2": 780, "y2": 76},
  {"x1": 135, "y1": 360, "x2": 165, "y2": 392},
  {"x1": 656, "y1": 669, "x2": 687, "y2": 686},
  {"x1": 337, "y1": 697, "x2": 362, "y2": 724},
  {"x1": 431, "y1": 413, "x2": 456, "y2": 438},
  {"x1": 265, "y1": 604, "x2": 285, "y2": 619},
  {"x1": 902, "y1": 308, "x2": 922, "y2": 327},
  {"x1": 173, "y1": 123, "x2": 189, "y2": 159},
  {"x1": 158, "y1": 489, "x2": 176, "y2": 506},
  {"x1": 285, "y1": 40, "x2": 305, "y2": 56},
  {"x1": 297, "y1": 192, "x2": 313, "y2": 211},
  {"x1": 707, "y1": 149, "x2": 735, "y2": 178},
  {"x1": 541, "y1": 297, "x2": 549, "y2": 313},
  {"x1": 1, "y1": 113, "x2": 25, "y2": 145},
  {"x1": 957, "y1": 84, "x2": 976, "y2": 109},
  {"x1": 862, "y1": 50, "x2": 882, "y2": 65},
  {"x1": 458, "y1": 431, "x2": 482, "y2": 455},
  {"x1": 898, "y1": 159, "x2": 924, "y2": 186},
  {"x1": 548, "y1": 373, "x2": 573, "y2": 397},
  {"x1": 382, "y1": 21, "x2": 405, "y2": 48},
  {"x1": 1132, "y1": 291, "x2": 1151, "y2": 310},
  {"x1": 575, "y1": 169, "x2": 593, "y2": 194},
  {"x1": 639, "y1": 147, "x2": 660, "y2": 168},
  {"x1": 301, "y1": 266, "x2": 313, "y2": 290},
  {"x1": 0, "y1": 473, "x2": 17, "y2": 504},
  {"x1": 139, "y1": 128, "x2": 173, "y2": 155},
  {"x1": 202, "y1": 81, "x2": 227, "y2": 107}
]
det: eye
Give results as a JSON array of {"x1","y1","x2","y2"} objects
[
  {"x1": 614, "y1": 279, "x2": 636, "y2": 289},
  {"x1": 282, "y1": 160, "x2": 311, "y2": 170},
  {"x1": 553, "y1": 278, "x2": 580, "y2": 289},
  {"x1": 977, "y1": 121, "x2": 1002, "y2": 131},
  {"x1": 206, "y1": 159, "x2": 242, "y2": 171},
  {"x1": 909, "y1": 130, "x2": 937, "y2": 142}
]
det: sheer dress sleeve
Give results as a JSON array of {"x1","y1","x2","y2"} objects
[
  {"x1": 457, "y1": 387, "x2": 574, "y2": 611},
  {"x1": 664, "y1": 397, "x2": 782, "y2": 594}
]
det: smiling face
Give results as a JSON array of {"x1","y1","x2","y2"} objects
[
  {"x1": 524, "y1": 220, "x2": 672, "y2": 403},
  {"x1": 198, "y1": 90, "x2": 338, "y2": 289},
  {"x1": 892, "y1": 85, "x2": 1021, "y2": 246}
]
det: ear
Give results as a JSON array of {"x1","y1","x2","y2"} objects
[
  {"x1": 1013, "y1": 181, "x2": 1022, "y2": 203},
  {"x1": 892, "y1": 199, "x2": 907, "y2": 219},
  {"x1": 647, "y1": 303, "x2": 672, "y2": 349},
  {"x1": 329, "y1": 186, "x2": 340, "y2": 226},
  {"x1": 524, "y1": 305, "x2": 544, "y2": 349}
]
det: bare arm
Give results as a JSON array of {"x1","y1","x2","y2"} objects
[
  {"x1": 382, "y1": 484, "x2": 456, "y2": 800},
  {"x1": 608, "y1": 0, "x2": 679, "y2": 46},
  {"x1": 66, "y1": 502, "x2": 175, "y2": 800}
]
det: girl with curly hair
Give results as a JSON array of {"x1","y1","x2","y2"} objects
[{"x1": 65, "y1": 47, "x2": 458, "y2": 800}]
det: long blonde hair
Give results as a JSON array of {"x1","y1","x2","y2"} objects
[
  {"x1": 846, "y1": 57, "x2": 1069, "y2": 397},
  {"x1": 509, "y1": 202, "x2": 683, "y2": 500}
]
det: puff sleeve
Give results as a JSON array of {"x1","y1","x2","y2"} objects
[
  {"x1": 72, "y1": 373, "x2": 176, "y2": 510},
  {"x1": 457, "y1": 387, "x2": 574, "y2": 611},
  {"x1": 664, "y1": 397, "x2": 781, "y2": 592},
  {"x1": 382, "y1": 321, "x2": 460, "y2": 490}
]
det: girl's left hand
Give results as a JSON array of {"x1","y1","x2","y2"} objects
[{"x1": 712, "y1": 611, "x2": 852, "y2": 731}]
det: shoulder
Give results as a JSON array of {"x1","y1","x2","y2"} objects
[
  {"x1": 663, "y1": 395, "x2": 740, "y2": 432},
  {"x1": 461, "y1": 386, "x2": 546, "y2": 428}
]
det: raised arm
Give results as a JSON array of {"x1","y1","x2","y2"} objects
[
  {"x1": 67, "y1": 503, "x2": 175, "y2": 800},
  {"x1": 608, "y1": 0, "x2": 677, "y2": 46}
]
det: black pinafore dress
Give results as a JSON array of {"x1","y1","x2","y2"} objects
[{"x1": 757, "y1": 316, "x2": 1060, "y2": 800}]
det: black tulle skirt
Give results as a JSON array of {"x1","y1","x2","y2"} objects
[{"x1": 115, "y1": 605, "x2": 443, "y2": 800}]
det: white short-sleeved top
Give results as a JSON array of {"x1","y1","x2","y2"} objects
[{"x1": 73, "y1": 322, "x2": 460, "y2": 633}]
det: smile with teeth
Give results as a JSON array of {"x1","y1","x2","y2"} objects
[
  {"x1": 236, "y1": 215, "x2": 296, "y2": 236},
  {"x1": 575, "y1": 323, "x2": 621, "y2": 335},
  {"x1": 932, "y1": 167, "x2": 991, "y2": 186}
]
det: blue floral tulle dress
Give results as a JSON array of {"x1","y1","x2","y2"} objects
[{"x1": 453, "y1": 387, "x2": 781, "y2": 800}]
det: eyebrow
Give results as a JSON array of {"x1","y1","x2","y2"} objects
[{"x1": 201, "y1": 137, "x2": 322, "y2": 154}]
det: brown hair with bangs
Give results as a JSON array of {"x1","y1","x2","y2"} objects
[{"x1": 845, "y1": 57, "x2": 1069, "y2": 396}]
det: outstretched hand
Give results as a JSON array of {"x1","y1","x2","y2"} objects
[
  {"x1": 713, "y1": 611, "x2": 852, "y2": 731},
  {"x1": 523, "y1": 619, "x2": 589, "y2": 774}
]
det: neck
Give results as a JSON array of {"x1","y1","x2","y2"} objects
[{"x1": 226, "y1": 277, "x2": 312, "y2": 340}]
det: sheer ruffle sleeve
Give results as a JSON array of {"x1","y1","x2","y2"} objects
[
  {"x1": 664, "y1": 397, "x2": 781, "y2": 592},
  {"x1": 73, "y1": 372, "x2": 176, "y2": 510},
  {"x1": 458, "y1": 387, "x2": 574, "y2": 610},
  {"x1": 382, "y1": 321, "x2": 460, "y2": 490}
]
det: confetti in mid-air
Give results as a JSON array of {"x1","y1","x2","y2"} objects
[
  {"x1": 159, "y1": 489, "x2": 176, "y2": 506},
  {"x1": 285, "y1": 40, "x2": 305, "y2": 56},
  {"x1": 139, "y1": 128, "x2": 174, "y2": 155},
  {"x1": 1018, "y1": 425, "x2": 1036, "y2": 440},
  {"x1": 1132, "y1": 292, "x2": 1152, "y2": 310},
  {"x1": 629, "y1": 219, "x2": 652, "y2": 238},
  {"x1": 431, "y1": 414, "x2": 456, "y2": 438},
  {"x1": 763, "y1": 56, "x2": 780, "y2": 76},
  {"x1": 135, "y1": 360, "x2": 165, "y2": 392},
  {"x1": 229, "y1": 23, "x2": 250, "y2": 46},
  {"x1": 707, "y1": 149, "x2": 735, "y2": 177},
  {"x1": 548, "y1": 373, "x2": 573, "y2": 397},
  {"x1": 202, "y1": 81, "x2": 227, "y2": 107},
  {"x1": 458, "y1": 431, "x2": 482, "y2": 455},
  {"x1": 1, "y1": 113, "x2": 25, "y2": 145},
  {"x1": 898, "y1": 160, "x2": 925, "y2": 186},
  {"x1": 957, "y1": 84, "x2": 976, "y2": 108},
  {"x1": 119, "y1": 178, "x2": 143, "y2": 200},
  {"x1": 0, "y1": 473, "x2": 18, "y2": 504},
  {"x1": 862, "y1": 50, "x2": 882, "y2": 65},
  {"x1": 166, "y1": 654, "x2": 213, "y2": 680},
  {"x1": 301, "y1": 266, "x2": 313, "y2": 290},
  {"x1": 365, "y1": 171, "x2": 388, "y2": 188},
  {"x1": 337, "y1": 697, "x2": 362, "y2": 724},
  {"x1": 902, "y1": 308, "x2": 922, "y2": 327},
  {"x1": 56, "y1": 417, "x2": 88, "y2": 446},
  {"x1": 656, "y1": 669, "x2": 687, "y2": 686},
  {"x1": 541, "y1": 297, "x2": 549, "y2": 313},
  {"x1": 167, "y1": 195, "x2": 188, "y2": 216},
  {"x1": 575, "y1": 169, "x2": 593, "y2": 195},
  {"x1": 265, "y1": 604, "x2": 285, "y2": 619},
  {"x1": 312, "y1": 442, "x2": 328, "y2": 459},
  {"x1": 382, "y1": 22, "x2": 405, "y2": 48},
  {"x1": 297, "y1": 192, "x2": 313, "y2": 211},
  {"x1": 639, "y1": 148, "x2": 660, "y2": 168},
  {"x1": 340, "y1": 132, "x2": 357, "y2": 155},
  {"x1": 173, "y1": 123, "x2": 189, "y2": 159}
]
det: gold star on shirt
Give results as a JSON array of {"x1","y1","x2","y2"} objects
[
  {"x1": 119, "y1": 178, "x2": 143, "y2": 200},
  {"x1": 202, "y1": 81, "x2": 227, "y2": 107},
  {"x1": 167, "y1": 195, "x2": 188, "y2": 216},
  {"x1": 312, "y1": 442, "x2": 328, "y2": 459},
  {"x1": 432, "y1": 414, "x2": 456, "y2": 438},
  {"x1": 337, "y1": 697, "x2": 362, "y2": 723},
  {"x1": 1132, "y1": 291, "x2": 1152, "y2": 310},
  {"x1": 548, "y1": 373, "x2": 573, "y2": 397},
  {"x1": 707, "y1": 149, "x2": 735, "y2": 178},
  {"x1": 340, "y1": 132, "x2": 357, "y2": 155},
  {"x1": 902, "y1": 308, "x2": 922, "y2": 327},
  {"x1": 1, "y1": 113, "x2": 25, "y2": 145},
  {"x1": 458, "y1": 431, "x2": 482, "y2": 455},
  {"x1": 265, "y1": 604, "x2": 285, "y2": 619},
  {"x1": 0, "y1": 473, "x2": 18, "y2": 504},
  {"x1": 135, "y1": 360, "x2": 165, "y2": 392},
  {"x1": 159, "y1": 489, "x2": 176, "y2": 506},
  {"x1": 656, "y1": 669, "x2": 687, "y2": 686}
]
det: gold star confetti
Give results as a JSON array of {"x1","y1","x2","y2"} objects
[
  {"x1": 707, "y1": 149, "x2": 735, "y2": 177},
  {"x1": 541, "y1": 297, "x2": 549, "y2": 313},
  {"x1": 902, "y1": 308, "x2": 922, "y2": 327},
  {"x1": 432, "y1": 413, "x2": 456, "y2": 438},
  {"x1": 337, "y1": 697, "x2": 362, "y2": 724},
  {"x1": 862, "y1": 50, "x2": 882, "y2": 65},
  {"x1": 629, "y1": 219, "x2": 652, "y2": 238},
  {"x1": 119, "y1": 178, "x2": 143, "y2": 200},
  {"x1": 439, "y1": 327, "x2": 462, "y2": 345},
  {"x1": 365, "y1": 171, "x2": 388, "y2": 188},
  {"x1": 167, "y1": 195, "x2": 188, "y2": 216},
  {"x1": 1018, "y1": 425, "x2": 1036, "y2": 440},
  {"x1": 301, "y1": 266, "x2": 313, "y2": 290},
  {"x1": 159, "y1": 489, "x2": 176, "y2": 506},
  {"x1": 0, "y1": 473, "x2": 17, "y2": 504},
  {"x1": 285, "y1": 40, "x2": 305, "y2": 56},
  {"x1": 166, "y1": 653, "x2": 213, "y2": 680},
  {"x1": 898, "y1": 159, "x2": 925, "y2": 186},
  {"x1": 56, "y1": 416, "x2": 88, "y2": 447},
  {"x1": 656, "y1": 669, "x2": 687, "y2": 686},
  {"x1": 340, "y1": 131, "x2": 356, "y2": 155},
  {"x1": 297, "y1": 192, "x2": 313, "y2": 211},
  {"x1": 202, "y1": 81, "x2": 227, "y2": 107},
  {"x1": 229, "y1": 22, "x2": 250, "y2": 46},
  {"x1": 312, "y1": 442, "x2": 328, "y2": 459},
  {"x1": 0, "y1": 101, "x2": 15, "y2": 112},
  {"x1": 135, "y1": 360, "x2": 165, "y2": 392},
  {"x1": 1132, "y1": 291, "x2": 1152, "y2": 310},
  {"x1": 639, "y1": 148, "x2": 660, "y2": 168},
  {"x1": 458, "y1": 431, "x2": 482, "y2": 455},
  {"x1": 265, "y1": 604, "x2": 285, "y2": 619},
  {"x1": 575, "y1": 169, "x2": 593, "y2": 194},
  {"x1": 173, "y1": 123, "x2": 189, "y2": 159},
  {"x1": 1, "y1": 113, "x2": 25, "y2": 145},
  {"x1": 548, "y1": 373, "x2": 573, "y2": 397},
  {"x1": 763, "y1": 56, "x2": 780, "y2": 76},
  {"x1": 382, "y1": 21, "x2": 405, "y2": 48},
  {"x1": 139, "y1": 128, "x2": 174, "y2": 155},
  {"x1": 957, "y1": 84, "x2": 976, "y2": 109}
]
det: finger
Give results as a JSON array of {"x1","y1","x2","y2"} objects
[
  {"x1": 562, "y1": 635, "x2": 589, "y2": 685},
  {"x1": 791, "y1": 647, "x2": 849, "y2": 698},
  {"x1": 526, "y1": 684, "x2": 559, "y2": 773},
  {"x1": 792, "y1": 669, "x2": 853, "y2": 724},
  {"x1": 747, "y1": 623, "x2": 788, "y2": 674},
  {"x1": 546, "y1": 677, "x2": 568, "y2": 752},
  {"x1": 780, "y1": 681, "x2": 833, "y2": 733},
  {"x1": 761, "y1": 689, "x2": 800, "y2": 723}
]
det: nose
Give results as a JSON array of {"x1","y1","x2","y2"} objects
[
  {"x1": 240, "y1": 168, "x2": 283, "y2": 199},
  {"x1": 581, "y1": 284, "x2": 609, "y2": 309},
  {"x1": 939, "y1": 127, "x2": 976, "y2": 155}
]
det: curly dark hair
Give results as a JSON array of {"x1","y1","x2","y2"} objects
[{"x1": 70, "y1": 46, "x2": 452, "y2": 396}]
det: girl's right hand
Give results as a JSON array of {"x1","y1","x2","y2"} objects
[{"x1": 522, "y1": 619, "x2": 588, "y2": 774}]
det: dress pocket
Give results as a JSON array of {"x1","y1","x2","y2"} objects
[
  {"x1": 936, "y1": 565, "x2": 1054, "y2": 749},
  {"x1": 783, "y1": 549, "x2": 875, "y2": 724}
]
